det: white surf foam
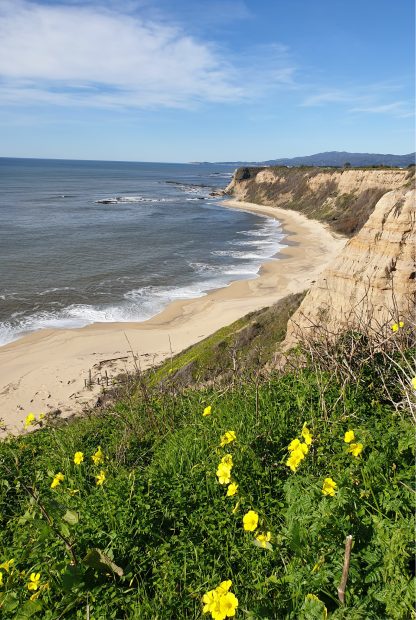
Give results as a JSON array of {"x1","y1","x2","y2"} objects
[
  {"x1": 0, "y1": 208, "x2": 286, "y2": 347},
  {"x1": 95, "y1": 195, "x2": 175, "y2": 204}
]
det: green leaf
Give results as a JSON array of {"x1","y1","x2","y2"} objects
[
  {"x1": 1, "y1": 592, "x2": 20, "y2": 612},
  {"x1": 265, "y1": 574, "x2": 279, "y2": 584},
  {"x1": 83, "y1": 548, "x2": 124, "y2": 577},
  {"x1": 62, "y1": 509, "x2": 79, "y2": 525},
  {"x1": 398, "y1": 434, "x2": 415, "y2": 454},
  {"x1": 61, "y1": 565, "x2": 84, "y2": 593},
  {"x1": 17, "y1": 510, "x2": 33, "y2": 525},
  {"x1": 14, "y1": 600, "x2": 42, "y2": 619},
  {"x1": 38, "y1": 522, "x2": 52, "y2": 542}
]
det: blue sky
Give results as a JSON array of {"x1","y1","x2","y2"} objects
[{"x1": 0, "y1": 0, "x2": 414, "y2": 161}]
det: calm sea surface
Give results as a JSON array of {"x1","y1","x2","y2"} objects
[{"x1": 0, "y1": 158, "x2": 284, "y2": 345}]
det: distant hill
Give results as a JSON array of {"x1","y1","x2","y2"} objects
[
  {"x1": 209, "y1": 151, "x2": 415, "y2": 168},
  {"x1": 263, "y1": 151, "x2": 415, "y2": 167}
]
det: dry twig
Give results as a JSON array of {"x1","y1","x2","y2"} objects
[{"x1": 338, "y1": 534, "x2": 353, "y2": 604}]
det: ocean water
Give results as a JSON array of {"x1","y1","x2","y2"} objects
[{"x1": 0, "y1": 158, "x2": 285, "y2": 346}]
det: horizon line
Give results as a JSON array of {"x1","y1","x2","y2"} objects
[{"x1": 1, "y1": 151, "x2": 414, "y2": 166}]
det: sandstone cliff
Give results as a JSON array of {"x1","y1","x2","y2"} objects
[
  {"x1": 226, "y1": 166, "x2": 413, "y2": 236},
  {"x1": 285, "y1": 184, "x2": 416, "y2": 341}
]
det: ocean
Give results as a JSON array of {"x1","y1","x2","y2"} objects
[{"x1": 0, "y1": 158, "x2": 285, "y2": 346}]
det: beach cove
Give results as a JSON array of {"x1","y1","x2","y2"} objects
[{"x1": 0, "y1": 199, "x2": 346, "y2": 435}]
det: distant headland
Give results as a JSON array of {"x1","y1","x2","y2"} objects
[{"x1": 191, "y1": 150, "x2": 415, "y2": 168}]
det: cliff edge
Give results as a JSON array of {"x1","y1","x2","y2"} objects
[
  {"x1": 226, "y1": 166, "x2": 413, "y2": 236},
  {"x1": 227, "y1": 165, "x2": 415, "y2": 338},
  {"x1": 285, "y1": 185, "x2": 415, "y2": 340}
]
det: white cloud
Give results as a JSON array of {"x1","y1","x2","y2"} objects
[
  {"x1": 300, "y1": 83, "x2": 413, "y2": 119},
  {"x1": 349, "y1": 101, "x2": 414, "y2": 118},
  {"x1": 0, "y1": 0, "x2": 293, "y2": 110},
  {"x1": 301, "y1": 90, "x2": 356, "y2": 107}
]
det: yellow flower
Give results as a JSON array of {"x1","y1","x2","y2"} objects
[
  {"x1": 0, "y1": 572, "x2": 3, "y2": 586},
  {"x1": 255, "y1": 531, "x2": 272, "y2": 548},
  {"x1": 202, "y1": 588, "x2": 218, "y2": 614},
  {"x1": 203, "y1": 405, "x2": 212, "y2": 417},
  {"x1": 411, "y1": 377, "x2": 416, "y2": 390},
  {"x1": 0, "y1": 559, "x2": 14, "y2": 573},
  {"x1": 299, "y1": 442, "x2": 308, "y2": 455},
  {"x1": 243, "y1": 510, "x2": 259, "y2": 532},
  {"x1": 322, "y1": 478, "x2": 337, "y2": 496},
  {"x1": 73, "y1": 451, "x2": 84, "y2": 465},
  {"x1": 95, "y1": 470, "x2": 106, "y2": 486},
  {"x1": 286, "y1": 446, "x2": 305, "y2": 471},
  {"x1": 288, "y1": 438, "x2": 301, "y2": 452},
  {"x1": 221, "y1": 454, "x2": 233, "y2": 466},
  {"x1": 29, "y1": 581, "x2": 49, "y2": 601},
  {"x1": 50, "y1": 472, "x2": 64, "y2": 489},
  {"x1": 286, "y1": 454, "x2": 300, "y2": 472},
  {"x1": 202, "y1": 581, "x2": 237, "y2": 619},
  {"x1": 302, "y1": 423, "x2": 312, "y2": 445},
  {"x1": 392, "y1": 321, "x2": 404, "y2": 332},
  {"x1": 92, "y1": 447, "x2": 104, "y2": 465},
  {"x1": 218, "y1": 591, "x2": 238, "y2": 618},
  {"x1": 24, "y1": 413, "x2": 36, "y2": 428},
  {"x1": 348, "y1": 443, "x2": 363, "y2": 457},
  {"x1": 216, "y1": 463, "x2": 232, "y2": 485},
  {"x1": 27, "y1": 572, "x2": 41, "y2": 591},
  {"x1": 215, "y1": 580, "x2": 232, "y2": 595},
  {"x1": 220, "y1": 431, "x2": 236, "y2": 447},
  {"x1": 344, "y1": 430, "x2": 355, "y2": 443},
  {"x1": 226, "y1": 482, "x2": 238, "y2": 497}
]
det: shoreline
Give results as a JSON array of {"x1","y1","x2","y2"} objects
[{"x1": 0, "y1": 199, "x2": 346, "y2": 436}]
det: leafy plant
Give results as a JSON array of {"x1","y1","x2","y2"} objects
[{"x1": 0, "y1": 322, "x2": 414, "y2": 618}]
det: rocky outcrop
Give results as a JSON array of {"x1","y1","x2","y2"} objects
[
  {"x1": 285, "y1": 185, "x2": 416, "y2": 341},
  {"x1": 226, "y1": 166, "x2": 413, "y2": 236}
]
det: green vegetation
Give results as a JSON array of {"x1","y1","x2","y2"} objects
[
  {"x1": 0, "y1": 306, "x2": 415, "y2": 619},
  {"x1": 148, "y1": 292, "x2": 305, "y2": 388}
]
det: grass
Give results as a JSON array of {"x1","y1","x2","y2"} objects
[
  {"x1": 0, "y1": 313, "x2": 415, "y2": 619},
  {"x1": 147, "y1": 292, "x2": 305, "y2": 389}
]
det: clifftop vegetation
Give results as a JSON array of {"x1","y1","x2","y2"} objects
[{"x1": 0, "y1": 293, "x2": 414, "y2": 619}]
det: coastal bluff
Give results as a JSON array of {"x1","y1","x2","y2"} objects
[
  {"x1": 286, "y1": 184, "x2": 416, "y2": 339},
  {"x1": 226, "y1": 165, "x2": 415, "y2": 335},
  {"x1": 225, "y1": 165, "x2": 413, "y2": 236}
]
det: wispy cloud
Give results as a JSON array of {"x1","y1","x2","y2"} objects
[
  {"x1": 349, "y1": 101, "x2": 414, "y2": 118},
  {"x1": 301, "y1": 90, "x2": 357, "y2": 107},
  {"x1": 0, "y1": 0, "x2": 292, "y2": 110},
  {"x1": 300, "y1": 81, "x2": 413, "y2": 119}
]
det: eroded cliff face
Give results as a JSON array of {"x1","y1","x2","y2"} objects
[
  {"x1": 226, "y1": 166, "x2": 413, "y2": 236},
  {"x1": 285, "y1": 185, "x2": 416, "y2": 341}
]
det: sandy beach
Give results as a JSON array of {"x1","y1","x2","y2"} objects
[{"x1": 0, "y1": 199, "x2": 346, "y2": 436}]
